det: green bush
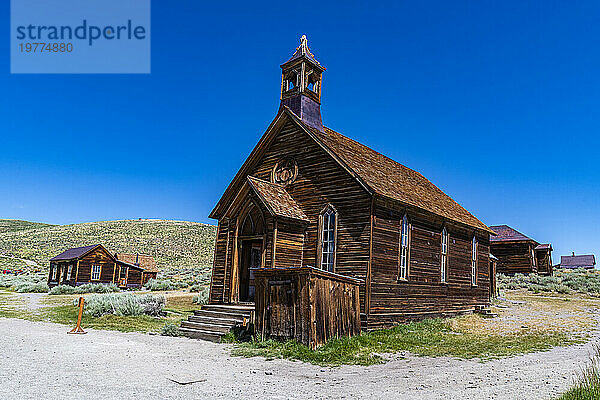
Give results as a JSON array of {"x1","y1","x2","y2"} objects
[
  {"x1": 498, "y1": 269, "x2": 600, "y2": 295},
  {"x1": 79, "y1": 293, "x2": 166, "y2": 317},
  {"x1": 49, "y1": 285, "x2": 76, "y2": 295},
  {"x1": 192, "y1": 286, "x2": 209, "y2": 305},
  {"x1": 145, "y1": 278, "x2": 187, "y2": 291},
  {"x1": 14, "y1": 282, "x2": 49, "y2": 293},
  {"x1": 74, "y1": 283, "x2": 120, "y2": 294},
  {"x1": 160, "y1": 323, "x2": 181, "y2": 337},
  {"x1": 0, "y1": 273, "x2": 47, "y2": 290}
]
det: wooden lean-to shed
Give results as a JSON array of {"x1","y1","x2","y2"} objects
[{"x1": 191, "y1": 36, "x2": 495, "y2": 345}]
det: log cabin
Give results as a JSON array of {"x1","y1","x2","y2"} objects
[
  {"x1": 201, "y1": 36, "x2": 494, "y2": 342},
  {"x1": 489, "y1": 225, "x2": 553, "y2": 275},
  {"x1": 48, "y1": 244, "x2": 158, "y2": 288}
]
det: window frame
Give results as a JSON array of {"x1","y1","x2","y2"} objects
[
  {"x1": 318, "y1": 204, "x2": 337, "y2": 273},
  {"x1": 440, "y1": 227, "x2": 448, "y2": 283},
  {"x1": 471, "y1": 236, "x2": 478, "y2": 286},
  {"x1": 91, "y1": 265, "x2": 102, "y2": 281},
  {"x1": 398, "y1": 214, "x2": 411, "y2": 281},
  {"x1": 66, "y1": 264, "x2": 72, "y2": 281},
  {"x1": 51, "y1": 264, "x2": 57, "y2": 281}
]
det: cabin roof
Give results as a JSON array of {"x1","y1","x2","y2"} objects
[
  {"x1": 247, "y1": 176, "x2": 309, "y2": 222},
  {"x1": 115, "y1": 253, "x2": 158, "y2": 273},
  {"x1": 489, "y1": 225, "x2": 535, "y2": 243},
  {"x1": 560, "y1": 254, "x2": 596, "y2": 267},
  {"x1": 535, "y1": 243, "x2": 552, "y2": 251},
  {"x1": 303, "y1": 123, "x2": 492, "y2": 233},
  {"x1": 50, "y1": 244, "x2": 102, "y2": 261}
]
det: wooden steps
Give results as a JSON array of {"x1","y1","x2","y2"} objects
[
  {"x1": 474, "y1": 305, "x2": 498, "y2": 318},
  {"x1": 180, "y1": 304, "x2": 254, "y2": 342}
]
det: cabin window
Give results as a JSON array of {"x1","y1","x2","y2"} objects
[
  {"x1": 51, "y1": 265, "x2": 57, "y2": 281},
  {"x1": 399, "y1": 215, "x2": 410, "y2": 280},
  {"x1": 471, "y1": 237, "x2": 477, "y2": 286},
  {"x1": 66, "y1": 265, "x2": 72, "y2": 281},
  {"x1": 91, "y1": 265, "x2": 101, "y2": 281},
  {"x1": 320, "y1": 206, "x2": 337, "y2": 272},
  {"x1": 532, "y1": 248, "x2": 537, "y2": 268},
  {"x1": 441, "y1": 227, "x2": 448, "y2": 283}
]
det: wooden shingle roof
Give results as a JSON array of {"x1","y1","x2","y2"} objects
[
  {"x1": 489, "y1": 225, "x2": 535, "y2": 242},
  {"x1": 560, "y1": 254, "x2": 596, "y2": 268},
  {"x1": 210, "y1": 108, "x2": 493, "y2": 234},
  {"x1": 303, "y1": 123, "x2": 492, "y2": 233},
  {"x1": 248, "y1": 176, "x2": 309, "y2": 222},
  {"x1": 50, "y1": 244, "x2": 103, "y2": 261},
  {"x1": 115, "y1": 253, "x2": 158, "y2": 273}
]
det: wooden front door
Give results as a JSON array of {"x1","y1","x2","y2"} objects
[{"x1": 239, "y1": 240, "x2": 262, "y2": 302}]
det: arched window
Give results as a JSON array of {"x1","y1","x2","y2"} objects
[
  {"x1": 320, "y1": 206, "x2": 337, "y2": 272},
  {"x1": 441, "y1": 227, "x2": 448, "y2": 283},
  {"x1": 471, "y1": 236, "x2": 478, "y2": 286},
  {"x1": 399, "y1": 215, "x2": 410, "y2": 280}
]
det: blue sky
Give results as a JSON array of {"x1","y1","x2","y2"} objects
[{"x1": 1, "y1": 1, "x2": 598, "y2": 263}]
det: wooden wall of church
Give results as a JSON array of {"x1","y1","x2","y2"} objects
[
  {"x1": 248, "y1": 120, "x2": 372, "y2": 313},
  {"x1": 367, "y1": 198, "x2": 491, "y2": 329}
]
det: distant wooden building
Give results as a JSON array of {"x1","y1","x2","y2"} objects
[
  {"x1": 200, "y1": 36, "x2": 494, "y2": 342},
  {"x1": 48, "y1": 244, "x2": 158, "y2": 288},
  {"x1": 489, "y1": 225, "x2": 553, "y2": 275},
  {"x1": 560, "y1": 253, "x2": 596, "y2": 269}
]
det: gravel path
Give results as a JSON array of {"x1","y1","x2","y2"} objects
[{"x1": 0, "y1": 318, "x2": 596, "y2": 399}]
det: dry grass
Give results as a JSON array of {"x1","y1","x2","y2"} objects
[{"x1": 452, "y1": 290, "x2": 597, "y2": 337}]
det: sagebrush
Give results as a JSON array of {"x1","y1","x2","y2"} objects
[
  {"x1": 498, "y1": 269, "x2": 600, "y2": 295},
  {"x1": 79, "y1": 293, "x2": 166, "y2": 317}
]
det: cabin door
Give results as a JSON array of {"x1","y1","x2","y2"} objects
[{"x1": 239, "y1": 240, "x2": 262, "y2": 302}]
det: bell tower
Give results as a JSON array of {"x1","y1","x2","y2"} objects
[{"x1": 280, "y1": 35, "x2": 326, "y2": 131}]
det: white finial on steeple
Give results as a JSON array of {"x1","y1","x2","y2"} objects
[{"x1": 300, "y1": 35, "x2": 308, "y2": 51}]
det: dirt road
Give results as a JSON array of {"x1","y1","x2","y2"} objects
[{"x1": 0, "y1": 317, "x2": 595, "y2": 400}]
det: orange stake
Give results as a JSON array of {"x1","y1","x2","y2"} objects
[{"x1": 68, "y1": 296, "x2": 86, "y2": 334}]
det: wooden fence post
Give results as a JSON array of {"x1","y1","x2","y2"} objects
[{"x1": 68, "y1": 296, "x2": 86, "y2": 334}]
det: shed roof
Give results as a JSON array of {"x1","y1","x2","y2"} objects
[
  {"x1": 560, "y1": 254, "x2": 596, "y2": 268},
  {"x1": 50, "y1": 244, "x2": 102, "y2": 261},
  {"x1": 115, "y1": 253, "x2": 158, "y2": 273},
  {"x1": 535, "y1": 243, "x2": 552, "y2": 251},
  {"x1": 489, "y1": 225, "x2": 535, "y2": 243},
  {"x1": 247, "y1": 176, "x2": 309, "y2": 222}
]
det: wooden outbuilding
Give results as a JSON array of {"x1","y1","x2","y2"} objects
[
  {"x1": 48, "y1": 245, "x2": 158, "y2": 288},
  {"x1": 489, "y1": 225, "x2": 553, "y2": 275},
  {"x1": 202, "y1": 36, "x2": 494, "y2": 344},
  {"x1": 559, "y1": 253, "x2": 596, "y2": 269}
]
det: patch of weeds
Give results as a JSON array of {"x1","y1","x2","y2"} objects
[
  {"x1": 160, "y1": 322, "x2": 181, "y2": 337},
  {"x1": 558, "y1": 345, "x2": 600, "y2": 399},
  {"x1": 230, "y1": 318, "x2": 583, "y2": 367}
]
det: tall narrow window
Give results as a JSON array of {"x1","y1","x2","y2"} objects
[
  {"x1": 91, "y1": 265, "x2": 101, "y2": 281},
  {"x1": 441, "y1": 227, "x2": 448, "y2": 283},
  {"x1": 51, "y1": 265, "x2": 57, "y2": 281},
  {"x1": 471, "y1": 236, "x2": 477, "y2": 286},
  {"x1": 399, "y1": 215, "x2": 410, "y2": 280},
  {"x1": 320, "y1": 206, "x2": 336, "y2": 272},
  {"x1": 66, "y1": 265, "x2": 73, "y2": 281}
]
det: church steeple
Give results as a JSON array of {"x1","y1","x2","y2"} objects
[{"x1": 280, "y1": 35, "x2": 325, "y2": 131}]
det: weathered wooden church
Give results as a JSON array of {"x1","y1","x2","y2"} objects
[{"x1": 202, "y1": 36, "x2": 493, "y2": 341}]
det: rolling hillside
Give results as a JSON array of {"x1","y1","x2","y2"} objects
[
  {"x1": 0, "y1": 219, "x2": 216, "y2": 275},
  {"x1": 0, "y1": 219, "x2": 56, "y2": 234}
]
